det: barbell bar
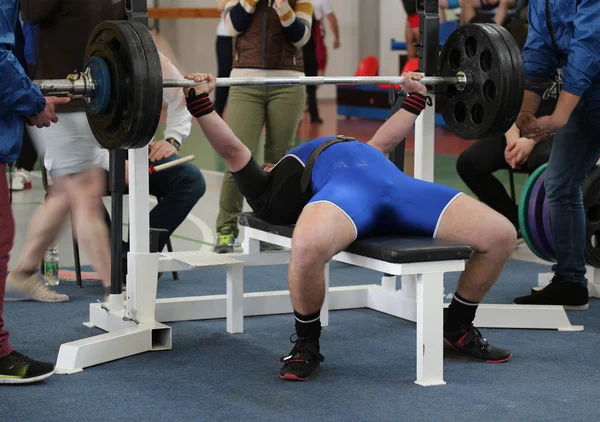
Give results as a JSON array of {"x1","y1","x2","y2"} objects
[
  {"x1": 35, "y1": 74, "x2": 465, "y2": 98},
  {"x1": 31, "y1": 20, "x2": 524, "y2": 150}
]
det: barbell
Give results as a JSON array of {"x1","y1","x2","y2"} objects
[{"x1": 33, "y1": 20, "x2": 525, "y2": 150}]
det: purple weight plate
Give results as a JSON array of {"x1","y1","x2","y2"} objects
[
  {"x1": 542, "y1": 196, "x2": 555, "y2": 256},
  {"x1": 528, "y1": 173, "x2": 554, "y2": 261}
]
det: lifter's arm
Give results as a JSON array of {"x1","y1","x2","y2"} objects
[
  {"x1": 367, "y1": 73, "x2": 429, "y2": 156},
  {"x1": 183, "y1": 73, "x2": 251, "y2": 172}
]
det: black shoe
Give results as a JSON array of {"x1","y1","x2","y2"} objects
[
  {"x1": 444, "y1": 324, "x2": 512, "y2": 363},
  {"x1": 0, "y1": 351, "x2": 55, "y2": 384},
  {"x1": 279, "y1": 335, "x2": 324, "y2": 381},
  {"x1": 515, "y1": 275, "x2": 589, "y2": 310},
  {"x1": 259, "y1": 242, "x2": 284, "y2": 252},
  {"x1": 310, "y1": 116, "x2": 324, "y2": 124}
]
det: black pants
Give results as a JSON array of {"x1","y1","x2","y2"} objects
[
  {"x1": 215, "y1": 35, "x2": 233, "y2": 115},
  {"x1": 456, "y1": 135, "x2": 553, "y2": 230},
  {"x1": 15, "y1": 127, "x2": 38, "y2": 171},
  {"x1": 303, "y1": 43, "x2": 320, "y2": 120}
]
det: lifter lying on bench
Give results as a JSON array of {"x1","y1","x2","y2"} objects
[{"x1": 184, "y1": 72, "x2": 516, "y2": 381}]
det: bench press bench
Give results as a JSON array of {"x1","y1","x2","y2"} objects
[{"x1": 236, "y1": 212, "x2": 472, "y2": 386}]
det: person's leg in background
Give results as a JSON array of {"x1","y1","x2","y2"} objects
[
  {"x1": 214, "y1": 35, "x2": 233, "y2": 117},
  {"x1": 0, "y1": 164, "x2": 15, "y2": 361},
  {"x1": 456, "y1": 135, "x2": 519, "y2": 230},
  {"x1": 10, "y1": 127, "x2": 37, "y2": 191},
  {"x1": 264, "y1": 85, "x2": 305, "y2": 164},
  {"x1": 148, "y1": 157, "x2": 206, "y2": 252},
  {"x1": 314, "y1": 19, "x2": 328, "y2": 77},
  {"x1": 61, "y1": 168, "x2": 112, "y2": 296},
  {"x1": 6, "y1": 185, "x2": 71, "y2": 302},
  {"x1": 215, "y1": 86, "x2": 266, "y2": 253},
  {"x1": 304, "y1": 42, "x2": 322, "y2": 124},
  {"x1": 515, "y1": 108, "x2": 600, "y2": 308},
  {"x1": 8, "y1": 113, "x2": 112, "y2": 300},
  {"x1": 0, "y1": 163, "x2": 55, "y2": 384}
]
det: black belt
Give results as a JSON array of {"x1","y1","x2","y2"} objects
[{"x1": 300, "y1": 135, "x2": 355, "y2": 193}]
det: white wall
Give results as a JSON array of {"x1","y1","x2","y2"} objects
[
  {"x1": 379, "y1": 0, "x2": 407, "y2": 77},
  {"x1": 152, "y1": 0, "x2": 361, "y2": 99},
  {"x1": 317, "y1": 0, "x2": 360, "y2": 99}
]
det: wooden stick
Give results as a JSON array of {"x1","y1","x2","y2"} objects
[
  {"x1": 149, "y1": 155, "x2": 195, "y2": 174},
  {"x1": 147, "y1": 8, "x2": 221, "y2": 19}
]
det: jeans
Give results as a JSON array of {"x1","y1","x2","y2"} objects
[
  {"x1": 0, "y1": 163, "x2": 15, "y2": 358},
  {"x1": 545, "y1": 107, "x2": 600, "y2": 285},
  {"x1": 457, "y1": 135, "x2": 553, "y2": 229},
  {"x1": 106, "y1": 155, "x2": 206, "y2": 254}
]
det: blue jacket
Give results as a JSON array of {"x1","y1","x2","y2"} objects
[
  {"x1": 522, "y1": 0, "x2": 600, "y2": 109},
  {"x1": 0, "y1": 1, "x2": 45, "y2": 163}
]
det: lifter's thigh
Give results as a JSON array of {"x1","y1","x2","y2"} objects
[
  {"x1": 292, "y1": 202, "x2": 357, "y2": 265},
  {"x1": 436, "y1": 194, "x2": 516, "y2": 255}
]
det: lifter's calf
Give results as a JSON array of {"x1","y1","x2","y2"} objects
[
  {"x1": 436, "y1": 194, "x2": 515, "y2": 362},
  {"x1": 281, "y1": 203, "x2": 355, "y2": 380}
]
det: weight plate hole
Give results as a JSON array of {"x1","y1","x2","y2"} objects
[
  {"x1": 465, "y1": 37, "x2": 477, "y2": 58},
  {"x1": 454, "y1": 102, "x2": 467, "y2": 123},
  {"x1": 480, "y1": 50, "x2": 492, "y2": 72},
  {"x1": 482, "y1": 80, "x2": 496, "y2": 102},
  {"x1": 471, "y1": 103, "x2": 484, "y2": 125},
  {"x1": 449, "y1": 49, "x2": 461, "y2": 70},
  {"x1": 587, "y1": 204, "x2": 600, "y2": 224},
  {"x1": 592, "y1": 233, "x2": 600, "y2": 248}
]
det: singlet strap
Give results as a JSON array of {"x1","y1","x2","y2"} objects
[{"x1": 300, "y1": 135, "x2": 356, "y2": 193}]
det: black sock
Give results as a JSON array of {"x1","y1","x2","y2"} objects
[
  {"x1": 294, "y1": 310, "x2": 322, "y2": 340},
  {"x1": 444, "y1": 292, "x2": 479, "y2": 334}
]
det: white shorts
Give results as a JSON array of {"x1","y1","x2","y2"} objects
[{"x1": 28, "y1": 111, "x2": 106, "y2": 177}]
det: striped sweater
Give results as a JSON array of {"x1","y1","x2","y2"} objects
[{"x1": 224, "y1": 0, "x2": 313, "y2": 49}]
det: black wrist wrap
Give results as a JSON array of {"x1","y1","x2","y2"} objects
[
  {"x1": 401, "y1": 93, "x2": 428, "y2": 116},
  {"x1": 186, "y1": 90, "x2": 215, "y2": 118}
]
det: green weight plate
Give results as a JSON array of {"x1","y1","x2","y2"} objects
[{"x1": 518, "y1": 163, "x2": 548, "y2": 261}]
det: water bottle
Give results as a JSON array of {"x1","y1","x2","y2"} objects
[{"x1": 43, "y1": 245, "x2": 59, "y2": 286}]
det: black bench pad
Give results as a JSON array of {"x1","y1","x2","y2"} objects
[{"x1": 238, "y1": 213, "x2": 472, "y2": 264}]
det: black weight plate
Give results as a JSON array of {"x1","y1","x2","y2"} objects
[
  {"x1": 439, "y1": 23, "x2": 524, "y2": 140},
  {"x1": 83, "y1": 21, "x2": 161, "y2": 150},
  {"x1": 125, "y1": 21, "x2": 163, "y2": 149},
  {"x1": 486, "y1": 24, "x2": 524, "y2": 135},
  {"x1": 583, "y1": 165, "x2": 600, "y2": 267}
]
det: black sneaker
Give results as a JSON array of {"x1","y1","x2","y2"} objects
[
  {"x1": 444, "y1": 324, "x2": 512, "y2": 363},
  {"x1": 279, "y1": 335, "x2": 324, "y2": 381},
  {"x1": 259, "y1": 242, "x2": 284, "y2": 252},
  {"x1": 213, "y1": 225, "x2": 237, "y2": 254},
  {"x1": 515, "y1": 275, "x2": 589, "y2": 310},
  {"x1": 0, "y1": 350, "x2": 55, "y2": 384}
]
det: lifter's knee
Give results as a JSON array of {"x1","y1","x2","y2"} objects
[
  {"x1": 290, "y1": 233, "x2": 333, "y2": 270},
  {"x1": 478, "y1": 215, "x2": 517, "y2": 259}
]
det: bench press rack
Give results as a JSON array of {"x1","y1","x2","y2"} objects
[{"x1": 54, "y1": 0, "x2": 582, "y2": 382}]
